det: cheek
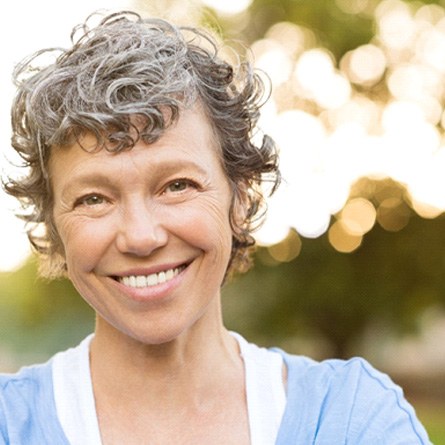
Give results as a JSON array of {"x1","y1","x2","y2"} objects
[
  {"x1": 174, "y1": 199, "x2": 233, "y2": 257},
  {"x1": 56, "y1": 216, "x2": 114, "y2": 271}
]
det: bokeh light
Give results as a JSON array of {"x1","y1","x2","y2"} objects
[
  {"x1": 200, "y1": 0, "x2": 253, "y2": 15},
  {"x1": 376, "y1": 197, "x2": 411, "y2": 231},
  {"x1": 341, "y1": 44, "x2": 387, "y2": 86},
  {"x1": 267, "y1": 229, "x2": 302, "y2": 263},
  {"x1": 376, "y1": 0, "x2": 417, "y2": 51},
  {"x1": 335, "y1": 0, "x2": 371, "y2": 15},
  {"x1": 256, "y1": 0, "x2": 445, "y2": 258},
  {"x1": 340, "y1": 198, "x2": 376, "y2": 236},
  {"x1": 328, "y1": 221, "x2": 363, "y2": 253}
]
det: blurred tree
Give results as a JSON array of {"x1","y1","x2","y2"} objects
[
  {"x1": 224, "y1": 203, "x2": 445, "y2": 358},
  {"x1": 218, "y1": 0, "x2": 445, "y2": 358},
  {"x1": 206, "y1": 0, "x2": 445, "y2": 52},
  {"x1": 0, "y1": 258, "x2": 94, "y2": 358},
  {"x1": 241, "y1": 0, "x2": 374, "y2": 58}
]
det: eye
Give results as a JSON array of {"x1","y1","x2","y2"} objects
[
  {"x1": 164, "y1": 179, "x2": 198, "y2": 194},
  {"x1": 75, "y1": 194, "x2": 106, "y2": 207}
]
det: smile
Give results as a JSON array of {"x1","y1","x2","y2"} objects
[{"x1": 118, "y1": 265, "x2": 187, "y2": 288}]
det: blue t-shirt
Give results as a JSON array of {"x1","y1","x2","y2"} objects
[
  {"x1": 276, "y1": 352, "x2": 431, "y2": 444},
  {"x1": 0, "y1": 349, "x2": 432, "y2": 444}
]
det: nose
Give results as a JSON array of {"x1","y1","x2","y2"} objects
[{"x1": 115, "y1": 201, "x2": 168, "y2": 256}]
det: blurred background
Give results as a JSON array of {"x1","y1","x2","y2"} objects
[{"x1": 1, "y1": 0, "x2": 445, "y2": 441}]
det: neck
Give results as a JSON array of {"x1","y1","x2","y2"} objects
[{"x1": 89, "y1": 314, "x2": 242, "y2": 408}]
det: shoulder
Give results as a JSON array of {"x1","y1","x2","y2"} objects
[
  {"x1": 281, "y1": 351, "x2": 396, "y2": 392},
  {"x1": 0, "y1": 360, "x2": 52, "y2": 394},
  {"x1": 0, "y1": 361, "x2": 68, "y2": 444},
  {"x1": 274, "y1": 350, "x2": 432, "y2": 444}
]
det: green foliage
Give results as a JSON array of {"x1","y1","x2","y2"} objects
[
  {"x1": 0, "y1": 257, "x2": 94, "y2": 359},
  {"x1": 223, "y1": 211, "x2": 445, "y2": 358},
  {"x1": 247, "y1": 0, "x2": 373, "y2": 58},
  {"x1": 214, "y1": 0, "x2": 445, "y2": 53},
  {"x1": 414, "y1": 400, "x2": 445, "y2": 444}
]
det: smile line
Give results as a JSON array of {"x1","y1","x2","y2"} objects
[{"x1": 117, "y1": 265, "x2": 187, "y2": 288}]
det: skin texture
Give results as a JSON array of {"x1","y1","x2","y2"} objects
[{"x1": 50, "y1": 106, "x2": 250, "y2": 444}]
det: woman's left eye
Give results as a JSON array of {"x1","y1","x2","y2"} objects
[{"x1": 165, "y1": 179, "x2": 197, "y2": 194}]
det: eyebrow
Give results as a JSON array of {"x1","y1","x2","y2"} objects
[
  {"x1": 57, "y1": 158, "x2": 211, "y2": 194},
  {"x1": 150, "y1": 159, "x2": 210, "y2": 177}
]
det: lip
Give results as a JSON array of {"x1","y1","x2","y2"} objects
[
  {"x1": 112, "y1": 260, "x2": 190, "y2": 278},
  {"x1": 109, "y1": 261, "x2": 191, "y2": 303}
]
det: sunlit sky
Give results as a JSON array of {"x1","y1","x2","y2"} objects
[{"x1": 2, "y1": 0, "x2": 445, "y2": 271}]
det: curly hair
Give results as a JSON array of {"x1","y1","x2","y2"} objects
[{"x1": 4, "y1": 11, "x2": 280, "y2": 279}]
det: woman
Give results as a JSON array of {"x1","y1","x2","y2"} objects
[{"x1": 0, "y1": 11, "x2": 431, "y2": 444}]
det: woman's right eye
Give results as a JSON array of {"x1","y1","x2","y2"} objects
[{"x1": 76, "y1": 194, "x2": 105, "y2": 207}]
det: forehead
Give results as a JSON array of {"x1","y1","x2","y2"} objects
[{"x1": 48, "y1": 106, "x2": 225, "y2": 186}]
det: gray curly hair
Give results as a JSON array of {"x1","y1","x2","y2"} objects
[{"x1": 4, "y1": 11, "x2": 280, "y2": 279}]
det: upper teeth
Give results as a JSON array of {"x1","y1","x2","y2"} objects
[{"x1": 119, "y1": 266, "x2": 184, "y2": 288}]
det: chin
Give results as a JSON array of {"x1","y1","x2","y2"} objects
[{"x1": 120, "y1": 321, "x2": 194, "y2": 347}]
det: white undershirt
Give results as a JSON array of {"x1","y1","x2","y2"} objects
[{"x1": 52, "y1": 333, "x2": 286, "y2": 445}]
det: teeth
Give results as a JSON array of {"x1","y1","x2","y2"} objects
[
  {"x1": 119, "y1": 266, "x2": 184, "y2": 288},
  {"x1": 136, "y1": 276, "x2": 146, "y2": 287},
  {"x1": 147, "y1": 274, "x2": 157, "y2": 286}
]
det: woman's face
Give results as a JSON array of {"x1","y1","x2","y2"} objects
[{"x1": 50, "y1": 107, "x2": 235, "y2": 345}]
